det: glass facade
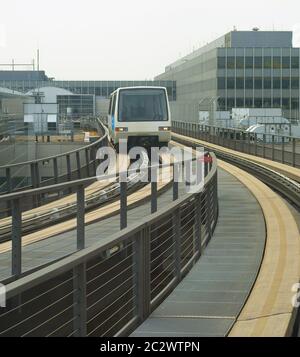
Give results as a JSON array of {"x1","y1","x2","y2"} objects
[
  {"x1": 57, "y1": 95, "x2": 94, "y2": 118},
  {"x1": 217, "y1": 48, "x2": 300, "y2": 120},
  {"x1": 0, "y1": 80, "x2": 177, "y2": 102}
]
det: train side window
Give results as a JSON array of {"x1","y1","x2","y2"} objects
[
  {"x1": 108, "y1": 97, "x2": 112, "y2": 114},
  {"x1": 112, "y1": 94, "x2": 116, "y2": 116}
]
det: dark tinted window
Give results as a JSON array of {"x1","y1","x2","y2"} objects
[
  {"x1": 245, "y1": 78, "x2": 253, "y2": 89},
  {"x1": 273, "y1": 78, "x2": 281, "y2": 89},
  {"x1": 218, "y1": 57, "x2": 226, "y2": 69},
  {"x1": 273, "y1": 98, "x2": 281, "y2": 107},
  {"x1": 291, "y1": 56, "x2": 299, "y2": 69},
  {"x1": 282, "y1": 57, "x2": 290, "y2": 69},
  {"x1": 236, "y1": 98, "x2": 244, "y2": 107},
  {"x1": 217, "y1": 77, "x2": 225, "y2": 89},
  {"x1": 263, "y1": 98, "x2": 272, "y2": 107},
  {"x1": 254, "y1": 78, "x2": 262, "y2": 89},
  {"x1": 236, "y1": 78, "x2": 244, "y2": 89},
  {"x1": 245, "y1": 57, "x2": 253, "y2": 69},
  {"x1": 282, "y1": 78, "x2": 290, "y2": 89},
  {"x1": 292, "y1": 78, "x2": 299, "y2": 89},
  {"x1": 292, "y1": 98, "x2": 299, "y2": 109},
  {"x1": 282, "y1": 98, "x2": 290, "y2": 109},
  {"x1": 227, "y1": 57, "x2": 235, "y2": 69},
  {"x1": 254, "y1": 57, "x2": 262, "y2": 69},
  {"x1": 264, "y1": 56, "x2": 272, "y2": 69},
  {"x1": 264, "y1": 77, "x2": 271, "y2": 89},
  {"x1": 254, "y1": 98, "x2": 262, "y2": 108},
  {"x1": 245, "y1": 98, "x2": 253, "y2": 107},
  {"x1": 226, "y1": 98, "x2": 235, "y2": 108},
  {"x1": 118, "y1": 89, "x2": 168, "y2": 122},
  {"x1": 273, "y1": 56, "x2": 281, "y2": 69},
  {"x1": 236, "y1": 57, "x2": 244, "y2": 69},
  {"x1": 227, "y1": 78, "x2": 235, "y2": 89}
]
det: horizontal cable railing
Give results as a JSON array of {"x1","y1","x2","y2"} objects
[
  {"x1": 0, "y1": 152, "x2": 218, "y2": 337},
  {"x1": 0, "y1": 118, "x2": 108, "y2": 196},
  {"x1": 172, "y1": 121, "x2": 300, "y2": 168}
]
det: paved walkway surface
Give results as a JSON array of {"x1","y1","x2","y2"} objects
[{"x1": 131, "y1": 168, "x2": 266, "y2": 337}]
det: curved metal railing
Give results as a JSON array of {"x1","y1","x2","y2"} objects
[
  {"x1": 172, "y1": 121, "x2": 300, "y2": 168},
  {"x1": 0, "y1": 118, "x2": 108, "y2": 195},
  {"x1": 0, "y1": 153, "x2": 218, "y2": 337}
]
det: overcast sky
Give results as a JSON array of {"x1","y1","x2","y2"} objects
[{"x1": 1, "y1": 0, "x2": 300, "y2": 80}]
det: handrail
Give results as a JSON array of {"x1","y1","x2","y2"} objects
[
  {"x1": 0, "y1": 153, "x2": 218, "y2": 337},
  {"x1": 0, "y1": 118, "x2": 107, "y2": 170}
]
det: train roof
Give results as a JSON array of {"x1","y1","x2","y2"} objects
[{"x1": 110, "y1": 86, "x2": 167, "y2": 96}]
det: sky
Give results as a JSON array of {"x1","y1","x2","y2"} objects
[{"x1": 1, "y1": 0, "x2": 300, "y2": 80}]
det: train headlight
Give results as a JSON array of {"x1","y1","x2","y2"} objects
[
  {"x1": 159, "y1": 127, "x2": 171, "y2": 131},
  {"x1": 115, "y1": 127, "x2": 128, "y2": 132}
]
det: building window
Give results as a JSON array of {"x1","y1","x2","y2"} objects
[
  {"x1": 273, "y1": 56, "x2": 281, "y2": 69},
  {"x1": 263, "y1": 77, "x2": 271, "y2": 89},
  {"x1": 282, "y1": 98, "x2": 290, "y2": 109},
  {"x1": 254, "y1": 98, "x2": 262, "y2": 108},
  {"x1": 273, "y1": 78, "x2": 281, "y2": 89},
  {"x1": 236, "y1": 77, "x2": 244, "y2": 89},
  {"x1": 217, "y1": 77, "x2": 226, "y2": 89},
  {"x1": 218, "y1": 98, "x2": 226, "y2": 111},
  {"x1": 236, "y1": 98, "x2": 244, "y2": 107},
  {"x1": 218, "y1": 57, "x2": 226, "y2": 69},
  {"x1": 227, "y1": 78, "x2": 235, "y2": 89},
  {"x1": 227, "y1": 98, "x2": 235, "y2": 109},
  {"x1": 245, "y1": 78, "x2": 253, "y2": 89},
  {"x1": 227, "y1": 57, "x2": 235, "y2": 69},
  {"x1": 245, "y1": 57, "x2": 253, "y2": 69},
  {"x1": 264, "y1": 56, "x2": 272, "y2": 69},
  {"x1": 245, "y1": 98, "x2": 253, "y2": 107},
  {"x1": 236, "y1": 57, "x2": 244, "y2": 69},
  {"x1": 273, "y1": 98, "x2": 281, "y2": 108},
  {"x1": 263, "y1": 98, "x2": 272, "y2": 108},
  {"x1": 254, "y1": 57, "x2": 262, "y2": 69},
  {"x1": 291, "y1": 56, "x2": 299, "y2": 69},
  {"x1": 254, "y1": 77, "x2": 262, "y2": 89},
  {"x1": 291, "y1": 78, "x2": 299, "y2": 89},
  {"x1": 282, "y1": 78, "x2": 290, "y2": 89},
  {"x1": 291, "y1": 98, "x2": 299, "y2": 109},
  {"x1": 282, "y1": 57, "x2": 290, "y2": 69}
]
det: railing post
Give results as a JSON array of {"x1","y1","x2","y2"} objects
[
  {"x1": 173, "y1": 163, "x2": 179, "y2": 201},
  {"x1": 53, "y1": 157, "x2": 58, "y2": 184},
  {"x1": 173, "y1": 208, "x2": 181, "y2": 282},
  {"x1": 254, "y1": 133, "x2": 258, "y2": 156},
  {"x1": 66, "y1": 154, "x2": 72, "y2": 181},
  {"x1": 272, "y1": 135, "x2": 275, "y2": 161},
  {"x1": 120, "y1": 181, "x2": 127, "y2": 230},
  {"x1": 73, "y1": 263, "x2": 87, "y2": 337},
  {"x1": 262, "y1": 134, "x2": 266, "y2": 158},
  {"x1": 292, "y1": 138, "x2": 296, "y2": 167},
  {"x1": 135, "y1": 228, "x2": 151, "y2": 321},
  {"x1": 151, "y1": 169, "x2": 158, "y2": 214},
  {"x1": 77, "y1": 185, "x2": 85, "y2": 250},
  {"x1": 85, "y1": 148, "x2": 90, "y2": 177},
  {"x1": 76, "y1": 151, "x2": 81, "y2": 179},
  {"x1": 11, "y1": 198, "x2": 22, "y2": 277},
  {"x1": 195, "y1": 192, "x2": 202, "y2": 257},
  {"x1": 281, "y1": 136, "x2": 285, "y2": 164}
]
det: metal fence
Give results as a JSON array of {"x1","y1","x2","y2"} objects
[
  {"x1": 0, "y1": 118, "x2": 108, "y2": 216},
  {"x1": 0, "y1": 154, "x2": 218, "y2": 337},
  {"x1": 172, "y1": 121, "x2": 300, "y2": 169}
]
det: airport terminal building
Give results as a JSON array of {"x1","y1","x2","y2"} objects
[{"x1": 156, "y1": 30, "x2": 300, "y2": 123}]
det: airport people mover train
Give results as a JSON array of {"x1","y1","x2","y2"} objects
[{"x1": 107, "y1": 86, "x2": 171, "y2": 150}]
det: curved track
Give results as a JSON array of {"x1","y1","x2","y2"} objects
[{"x1": 172, "y1": 132, "x2": 300, "y2": 337}]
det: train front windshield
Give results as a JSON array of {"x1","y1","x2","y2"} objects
[{"x1": 118, "y1": 89, "x2": 168, "y2": 122}]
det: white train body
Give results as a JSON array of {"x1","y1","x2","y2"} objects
[{"x1": 107, "y1": 87, "x2": 171, "y2": 148}]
